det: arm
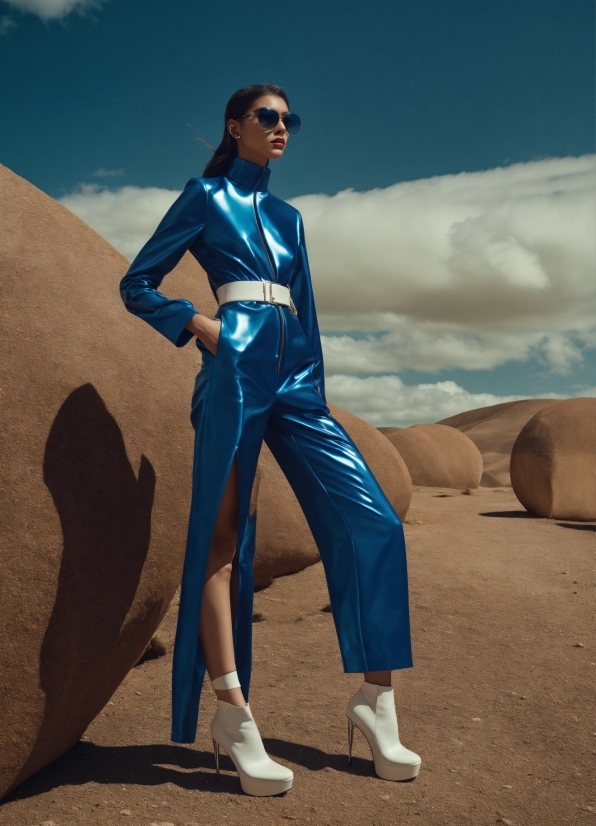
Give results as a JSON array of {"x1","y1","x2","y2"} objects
[
  {"x1": 290, "y1": 215, "x2": 326, "y2": 401},
  {"x1": 119, "y1": 177, "x2": 207, "y2": 347}
]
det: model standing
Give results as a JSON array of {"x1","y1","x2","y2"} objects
[{"x1": 119, "y1": 84, "x2": 421, "y2": 796}]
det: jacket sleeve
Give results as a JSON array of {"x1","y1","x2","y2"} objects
[
  {"x1": 119, "y1": 177, "x2": 207, "y2": 347},
  {"x1": 290, "y1": 214, "x2": 326, "y2": 401}
]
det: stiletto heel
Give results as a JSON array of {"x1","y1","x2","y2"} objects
[
  {"x1": 212, "y1": 738, "x2": 220, "y2": 778},
  {"x1": 211, "y1": 700, "x2": 293, "y2": 796},
  {"x1": 346, "y1": 682, "x2": 421, "y2": 781},
  {"x1": 347, "y1": 718, "x2": 354, "y2": 765}
]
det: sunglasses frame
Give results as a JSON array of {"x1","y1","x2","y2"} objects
[{"x1": 236, "y1": 107, "x2": 301, "y2": 135}]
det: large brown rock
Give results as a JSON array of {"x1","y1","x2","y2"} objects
[
  {"x1": 0, "y1": 164, "x2": 226, "y2": 798},
  {"x1": 510, "y1": 398, "x2": 596, "y2": 520},
  {"x1": 254, "y1": 403, "x2": 413, "y2": 589},
  {"x1": 437, "y1": 399, "x2": 560, "y2": 486},
  {"x1": 379, "y1": 423, "x2": 483, "y2": 489}
]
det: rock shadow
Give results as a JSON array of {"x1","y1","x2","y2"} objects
[
  {"x1": 479, "y1": 510, "x2": 542, "y2": 518},
  {"x1": 2, "y1": 736, "x2": 378, "y2": 803},
  {"x1": 555, "y1": 522, "x2": 596, "y2": 531},
  {"x1": 12, "y1": 383, "x2": 157, "y2": 790}
]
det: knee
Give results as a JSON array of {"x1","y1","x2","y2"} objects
[
  {"x1": 209, "y1": 559, "x2": 234, "y2": 583},
  {"x1": 385, "y1": 507, "x2": 403, "y2": 538},
  {"x1": 207, "y1": 532, "x2": 237, "y2": 576}
]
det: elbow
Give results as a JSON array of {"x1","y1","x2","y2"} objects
[
  {"x1": 119, "y1": 270, "x2": 140, "y2": 311},
  {"x1": 119, "y1": 270, "x2": 131, "y2": 302}
]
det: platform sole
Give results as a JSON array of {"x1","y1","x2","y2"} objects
[{"x1": 347, "y1": 714, "x2": 421, "y2": 782}]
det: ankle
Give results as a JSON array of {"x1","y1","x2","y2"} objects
[
  {"x1": 364, "y1": 671, "x2": 392, "y2": 687},
  {"x1": 210, "y1": 670, "x2": 247, "y2": 707},
  {"x1": 216, "y1": 688, "x2": 247, "y2": 707}
]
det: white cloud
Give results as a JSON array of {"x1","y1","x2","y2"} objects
[
  {"x1": 321, "y1": 325, "x2": 592, "y2": 376},
  {"x1": 59, "y1": 155, "x2": 596, "y2": 388},
  {"x1": 324, "y1": 374, "x2": 594, "y2": 428},
  {"x1": 289, "y1": 155, "x2": 596, "y2": 376},
  {"x1": 59, "y1": 182, "x2": 180, "y2": 262},
  {"x1": 4, "y1": 0, "x2": 102, "y2": 21}
]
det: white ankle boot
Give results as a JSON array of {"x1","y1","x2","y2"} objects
[
  {"x1": 346, "y1": 681, "x2": 421, "y2": 781},
  {"x1": 211, "y1": 700, "x2": 294, "y2": 796}
]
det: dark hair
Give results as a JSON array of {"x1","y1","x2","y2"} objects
[{"x1": 202, "y1": 84, "x2": 290, "y2": 178}]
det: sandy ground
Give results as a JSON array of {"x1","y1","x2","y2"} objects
[{"x1": 2, "y1": 486, "x2": 594, "y2": 826}]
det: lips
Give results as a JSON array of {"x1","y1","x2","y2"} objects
[{"x1": 272, "y1": 140, "x2": 285, "y2": 148}]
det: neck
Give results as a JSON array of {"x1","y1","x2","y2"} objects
[
  {"x1": 226, "y1": 155, "x2": 271, "y2": 192},
  {"x1": 236, "y1": 147, "x2": 269, "y2": 167}
]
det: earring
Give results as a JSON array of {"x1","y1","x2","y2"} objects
[{"x1": 229, "y1": 128, "x2": 239, "y2": 139}]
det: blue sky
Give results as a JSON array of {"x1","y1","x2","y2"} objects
[
  {"x1": 1, "y1": 0, "x2": 593, "y2": 198},
  {"x1": 1, "y1": 0, "x2": 595, "y2": 424}
]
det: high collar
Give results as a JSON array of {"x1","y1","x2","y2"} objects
[{"x1": 226, "y1": 156, "x2": 271, "y2": 192}]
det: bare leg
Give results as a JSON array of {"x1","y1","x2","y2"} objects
[
  {"x1": 364, "y1": 670, "x2": 392, "y2": 686},
  {"x1": 199, "y1": 456, "x2": 246, "y2": 707}
]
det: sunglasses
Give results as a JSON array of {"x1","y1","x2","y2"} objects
[{"x1": 236, "y1": 107, "x2": 301, "y2": 135}]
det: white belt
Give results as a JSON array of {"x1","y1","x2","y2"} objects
[{"x1": 216, "y1": 280, "x2": 297, "y2": 315}]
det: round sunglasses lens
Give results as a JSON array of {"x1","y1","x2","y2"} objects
[
  {"x1": 283, "y1": 113, "x2": 301, "y2": 134},
  {"x1": 257, "y1": 108, "x2": 280, "y2": 129}
]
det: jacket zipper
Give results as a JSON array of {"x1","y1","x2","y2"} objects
[{"x1": 253, "y1": 167, "x2": 285, "y2": 374}]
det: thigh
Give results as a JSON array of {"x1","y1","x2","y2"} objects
[
  {"x1": 265, "y1": 402, "x2": 396, "y2": 521},
  {"x1": 265, "y1": 403, "x2": 400, "y2": 545},
  {"x1": 265, "y1": 401, "x2": 411, "y2": 673},
  {"x1": 209, "y1": 454, "x2": 239, "y2": 555}
]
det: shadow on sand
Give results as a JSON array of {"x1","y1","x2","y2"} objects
[
  {"x1": 2, "y1": 737, "x2": 379, "y2": 803},
  {"x1": 479, "y1": 510, "x2": 542, "y2": 518},
  {"x1": 480, "y1": 510, "x2": 595, "y2": 529}
]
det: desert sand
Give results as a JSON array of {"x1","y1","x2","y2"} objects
[{"x1": 1, "y1": 485, "x2": 593, "y2": 826}]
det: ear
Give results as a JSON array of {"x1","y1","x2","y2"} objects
[{"x1": 227, "y1": 119, "x2": 239, "y2": 139}]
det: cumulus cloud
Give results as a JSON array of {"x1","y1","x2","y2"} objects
[
  {"x1": 288, "y1": 155, "x2": 596, "y2": 377},
  {"x1": 324, "y1": 374, "x2": 592, "y2": 428},
  {"x1": 59, "y1": 155, "x2": 596, "y2": 424},
  {"x1": 59, "y1": 182, "x2": 180, "y2": 262},
  {"x1": 3, "y1": 0, "x2": 102, "y2": 21}
]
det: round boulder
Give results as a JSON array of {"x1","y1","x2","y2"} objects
[
  {"x1": 437, "y1": 399, "x2": 561, "y2": 486},
  {"x1": 254, "y1": 403, "x2": 413, "y2": 589},
  {"x1": 510, "y1": 398, "x2": 596, "y2": 521},
  {"x1": 380, "y1": 423, "x2": 483, "y2": 489},
  {"x1": 0, "y1": 164, "x2": 227, "y2": 798}
]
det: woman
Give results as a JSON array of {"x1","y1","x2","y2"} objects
[{"x1": 119, "y1": 84, "x2": 421, "y2": 797}]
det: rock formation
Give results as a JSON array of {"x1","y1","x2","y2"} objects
[
  {"x1": 510, "y1": 398, "x2": 596, "y2": 520},
  {"x1": 437, "y1": 399, "x2": 560, "y2": 486},
  {"x1": 0, "y1": 163, "x2": 222, "y2": 798},
  {"x1": 379, "y1": 423, "x2": 483, "y2": 489}
]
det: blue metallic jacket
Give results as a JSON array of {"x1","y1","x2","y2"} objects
[{"x1": 119, "y1": 155, "x2": 325, "y2": 400}]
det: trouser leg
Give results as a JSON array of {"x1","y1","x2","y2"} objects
[{"x1": 264, "y1": 406, "x2": 413, "y2": 673}]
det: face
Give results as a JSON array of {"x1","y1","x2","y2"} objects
[{"x1": 227, "y1": 94, "x2": 291, "y2": 166}]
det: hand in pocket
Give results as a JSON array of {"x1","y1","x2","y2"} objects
[
  {"x1": 203, "y1": 317, "x2": 222, "y2": 356},
  {"x1": 187, "y1": 314, "x2": 222, "y2": 356}
]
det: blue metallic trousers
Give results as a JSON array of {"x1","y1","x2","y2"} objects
[{"x1": 171, "y1": 299, "x2": 413, "y2": 743}]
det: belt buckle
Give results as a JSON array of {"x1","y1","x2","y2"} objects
[{"x1": 263, "y1": 281, "x2": 277, "y2": 304}]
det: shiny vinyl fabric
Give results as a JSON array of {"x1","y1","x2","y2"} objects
[{"x1": 120, "y1": 156, "x2": 413, "y2": 744}]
